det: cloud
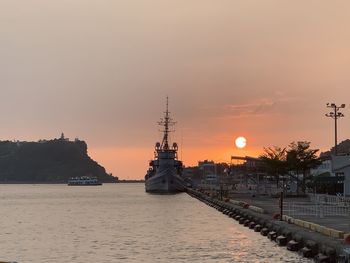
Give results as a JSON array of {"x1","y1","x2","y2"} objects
[
  {"x1": 222, "y1": 94, "x2": 307, "y2": 119},
  {"x1": 225, "y1": 99, "x2": 276, "y2": 117}
]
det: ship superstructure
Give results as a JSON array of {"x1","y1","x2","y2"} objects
[{"x1": 145, "y1": 98, "x2": 185, "y2": 193}]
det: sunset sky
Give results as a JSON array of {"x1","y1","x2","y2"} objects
[{"x1": 1, "y1": 1, "x2": 350, "y2": 179}]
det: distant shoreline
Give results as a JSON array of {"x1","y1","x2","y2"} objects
[
  {"x1": 0, "y1": 180, "x2": 144, "y2": 184},
  {"x1": 117, "y1": 180, "x2": 145, "y2": 183}
]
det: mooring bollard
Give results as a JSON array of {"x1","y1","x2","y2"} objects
[
  {"x1": 249, "y1": 222, "x2": 256, "y2": 229},
  {"x1": 287, "y1": 240, "x2": 300, "y2": 251},
  {"x1": 254, "y1": 225, "x2": 262, "y2": 232},
  {"x1": 267, "y1": 231, "x2": 277, "y2": 241},
  {"x1": 260, "y1": 228, "x2": 269, "y2": 236},
  {"x1": 299, "y1": 247, "x2": 313, "y2": 258},
  {"x1": 276, "y1": 235, "x2": 288, "y2": 246},
  {"x1": 314, "y1": 253, "x2": 330, "y2": 263}
]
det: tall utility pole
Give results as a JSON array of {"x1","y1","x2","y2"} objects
[{"x1": 325, "y1": 103, "x2": 345, "y2": 156}]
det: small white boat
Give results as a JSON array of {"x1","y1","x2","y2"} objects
[{"x1": 68, "y1": 176, "x2": 102, "y2": 186}]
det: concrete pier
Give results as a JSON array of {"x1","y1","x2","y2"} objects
[{"x1": 186, "y1": 188, "x2": 350, "y2": 262}]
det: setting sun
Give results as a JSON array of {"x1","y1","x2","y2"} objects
[{"x1": 235, "y1": 136, "x2": 247, "y2": 149}]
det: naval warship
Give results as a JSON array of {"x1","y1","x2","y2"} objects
[{"x1": 145, "y1": 98, "x2": 185, "y2": 193}]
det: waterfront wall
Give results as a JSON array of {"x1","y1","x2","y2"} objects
[{"x1": 187, "y1": 188, "x2": 350, "y2": 263}]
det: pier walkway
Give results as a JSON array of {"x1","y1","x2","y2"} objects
[
  {"x1": 230, "y1": 193, "x2": 350, "y2": 234},
  {"x1": 189, "y1": 188, "x2": 350, "y2": 262}
]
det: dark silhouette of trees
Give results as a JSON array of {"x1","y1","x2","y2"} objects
[
  {"x1": 260, "y1": 141, "x2": 321, "y2": 194},
  {"x1": 259, "y1": 146, "x2": 287, "y2": 187},
  {"x1": 287, "y1": 141, "x2": 321, "y2": 194}
]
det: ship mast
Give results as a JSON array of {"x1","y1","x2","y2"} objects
[{"x1": 158, "y1": 97, "x2": 175, "y2": 150}]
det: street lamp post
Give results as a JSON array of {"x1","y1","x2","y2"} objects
[{"x1": 325, "y1": 103, "x2": 345, "y2": 156}]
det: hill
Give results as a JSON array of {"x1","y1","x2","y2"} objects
[
  {"x1": 321, "y1": 139, "x2": 350, "y2": 157},
  {"x1": 0, "y1": 137, "x2": 117, "y2": 183}
]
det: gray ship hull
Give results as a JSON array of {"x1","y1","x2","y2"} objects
[{"x1": 145, "y1": 169, "x2": 185, "y2": 194}]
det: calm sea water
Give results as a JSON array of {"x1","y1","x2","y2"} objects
[{"x1": 0, "y1": 184, "x2": 312, "y2": 263}]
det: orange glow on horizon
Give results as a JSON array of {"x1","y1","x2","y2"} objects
[{"x1": 88, "y1": 145, "x2": 263, "y2": 180}]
